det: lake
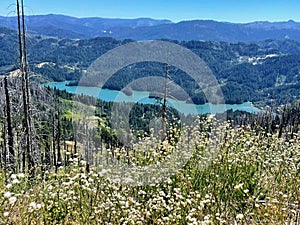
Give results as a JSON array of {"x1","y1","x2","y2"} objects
[{"x1": 45, "y1": 81, "x2": 260, "y2": 115}]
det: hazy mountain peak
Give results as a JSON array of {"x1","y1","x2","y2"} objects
[{"x1": 1, "y1": 14, "x2": 300, "y2": 42}]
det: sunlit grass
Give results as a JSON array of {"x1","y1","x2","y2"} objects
[
  {"x1": 61, "y1": 98, "x2": 97, "y2": 121},
  {"x1": 0, "y1": 119, "x2": 299, "y2": 224}
]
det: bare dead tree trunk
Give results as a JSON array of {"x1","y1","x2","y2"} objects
[
  {"x1": 74, "y1": 123, "x2": 77, "y2": 156},
  {"x1": 43, "y1": 133, "x2": 51, "y2": 169},
  {"x1": 1, "y1": 115, "x2": 7, "y2": 169},
  {"x1": 21, "y1": 0, "x2": 34, "y2": 174},
  {"x1": 4, "y1": 77, "x2": 15, "y2": 172},
  {"x1": 17, "y1": 0, "x2": 34, "y2": 174},
  {"x1": 161, "y1": 63, "x2": 169, "y2": 136},
  {"x1": 278, "y1": 104, "x2": 286, "y2": 138},
  {"x1": 17, "y1": 0, "x2": 25, "y2": 172},
  {"x1": 84, "y1": 119, "x2": 90, "y2": 172},
  {"x1": 57, "y1": 109, "x2": 62, "y2": 165},
  {"x1": 52, "y1": 116, "x2": 56, "y2": 168},
  {"x1": 16, "y1": 0, "x2": 23, "y2": 71}
]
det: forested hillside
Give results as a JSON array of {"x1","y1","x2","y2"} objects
[{"x1": 1, "y1": 26, "x2": 300, "y2": 104}]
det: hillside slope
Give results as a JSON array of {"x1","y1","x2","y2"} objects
[{"x1": 0, "y1": 26, "x2": 300, "y2": 104}]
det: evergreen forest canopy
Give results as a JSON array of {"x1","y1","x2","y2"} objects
[{"x1": 1, "y1": 25, "x2": 300, "y2": 105}]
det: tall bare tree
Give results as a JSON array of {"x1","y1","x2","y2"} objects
[
  {"x1": 161, "y1": 63, "x2": 169, "y2": 136},
  {"x1": 4, "y1": 77, "x2": 15, "y2": 171},
  {"x1": 17, "y1": 0, "x2": 34, "y2": 174}
]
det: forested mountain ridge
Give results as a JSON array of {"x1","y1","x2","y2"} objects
[
  {"x1": 0, "y1": 14, "x2": 172, "y2": 39},
  {"x1": 1, "y1": 15, "x2": 300, "y2": 42},
  {"x1": 1, "y1": 25, "x2": 300, "y2": 105}
]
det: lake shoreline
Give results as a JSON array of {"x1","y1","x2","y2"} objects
[{"x1": 45, "y1": 81, "x2": 260, "y2": 115}]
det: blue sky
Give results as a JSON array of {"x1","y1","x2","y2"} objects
[{"x1": 1, "y1": 0, "x2": 300, "y2": 23}]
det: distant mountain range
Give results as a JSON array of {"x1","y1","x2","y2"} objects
[
  {"x1": 1, "y1": 14, "x2": 300, "y2": 42},
  {"x1": 0, "y1": 14, "x2": 172, "y2": 39}
]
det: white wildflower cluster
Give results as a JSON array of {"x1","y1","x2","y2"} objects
[
  {"x1": 29, "y1": 202, "x2": 42, "y2": 212},
  {"x1": 0, "y1": 119, "x2": 299, "y2": 224}
]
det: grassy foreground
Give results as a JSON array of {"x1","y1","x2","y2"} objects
[{"x1": 0, "y1": 120, "x2": 299, "y2": 224}]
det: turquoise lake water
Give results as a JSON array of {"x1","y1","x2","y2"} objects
[{"x1": 45, "y1": 81, "x2": 260, "y2": 115}]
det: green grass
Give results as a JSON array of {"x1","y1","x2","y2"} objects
[
  {"x1": 0, "y1": 120, "x2": 299, "y2": 224},
  {"x1": 60, "y1": 98, "x2": 97, "y2": 121}
]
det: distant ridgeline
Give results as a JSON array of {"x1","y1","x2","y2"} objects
[
  {"x1": 1, "y1": 25, "x2": 300, "y2": 105},
  {"x1": 2, "y1": 15, "x2": 300, "y2": 42}
]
